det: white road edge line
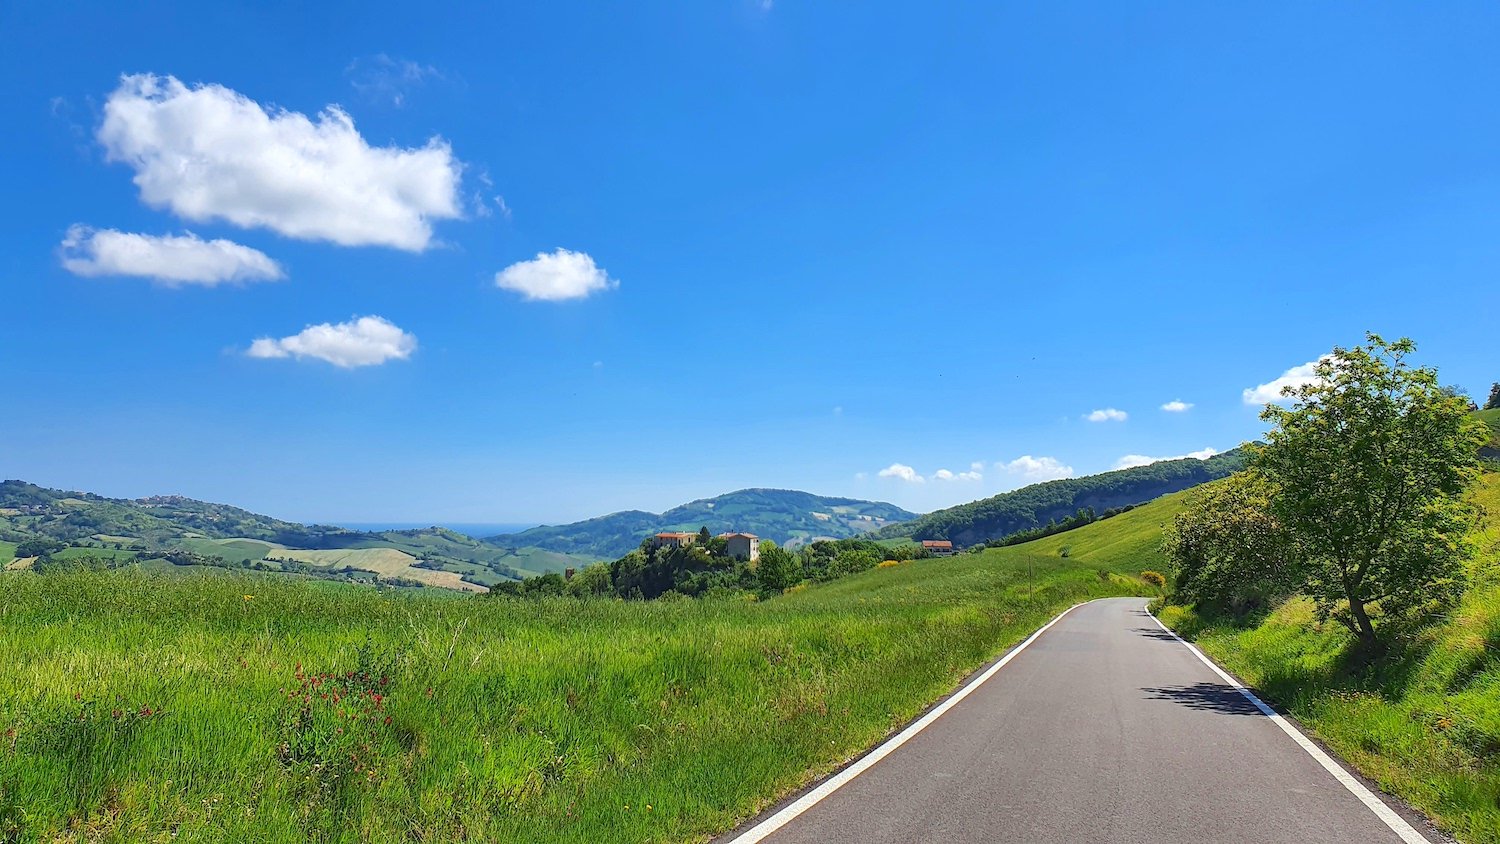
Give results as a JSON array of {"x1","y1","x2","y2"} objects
[
  {"x1": 725, "y1": 601, "x2": 1089, "y2": 844},
  {"x1": 1146, "y1": 610, "x2": 1431, "y2": 844}
]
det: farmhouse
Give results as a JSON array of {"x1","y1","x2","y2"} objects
[
  {"x1": 717, "y1": 532, "x2": 760, "y2": 562},
  {"x1": 651, "y1": 532, "x2": 698, "y2": 550},
  {"x1": 921, "y1": 539, "x2": 956, "y2": 556}
]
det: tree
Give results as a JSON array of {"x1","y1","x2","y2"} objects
[
  {"x1": 1162, "y1": 470, "x2": 1298, "y2": 613},
  {"x1": 15, "y1": 538, "x2": 64, "y2": 559},
  {"x1": 1252, "y1": 334, "x2": 1487, "y2": 644},
  {"x1": 1487, "y1": 382, "x2": 1500, "y2": 411},
  {"x1": 697, "y1": 526, "x2": 712, "y2": 546},
  {"x1": 755, "y1": 541, "x2": 801, "y2": 594}
]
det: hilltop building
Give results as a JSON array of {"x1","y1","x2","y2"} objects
[
  {"x1": 717, "y1": 532, "x2": 761, "y2": 562},
  {"x1": 651, "y1": 532, "x2": 698, "y2": 550},
  {"x1": 921, "y1": 539, "x2": 956, "y2": 556}
]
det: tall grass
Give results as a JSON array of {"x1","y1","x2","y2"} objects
[
  {"x1": 1159, "y1": 472, "x2": 1500, "y2": 843},
  {"x1": 0, "y1": 546, "x2": 1146, "y2": 843}
]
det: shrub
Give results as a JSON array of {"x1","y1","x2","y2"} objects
[{"x1": 1140, "y1": 570, "x2": 1167, "y2": 589}]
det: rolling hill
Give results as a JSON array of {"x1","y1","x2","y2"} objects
[
  {"x1": 489, "y1": 488, "x2": 917, "y2": 558},
  {"x1": 0, "y1": 480, "x2": 594, "y2": 589},
  {"x1": 876, "y1": 449, "x2": 1247, "y2": 547}
]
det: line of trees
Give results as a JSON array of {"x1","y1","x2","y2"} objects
[
  {"x1": 1163, "y1": 335, "x2": 1488, "y2": 647},
  {"x1": 491, "y1": 535, "x2": 933, "y2": 601}
]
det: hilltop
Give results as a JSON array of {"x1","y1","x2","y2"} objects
[
  {"x1": 489, "y1": 488, "x2": 916, "y2": 558},
  {"x1": 876, "y1": 449, "x2": 1247, "y2": 546}
]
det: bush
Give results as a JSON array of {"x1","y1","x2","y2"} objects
[{"x1": 1140, "y1": 570, "x2": 1167, "y2": 589}]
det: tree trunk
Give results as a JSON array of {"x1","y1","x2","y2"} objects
[{"x1": 1346, "y1": 587, "x2": 1377, "y2": 644}]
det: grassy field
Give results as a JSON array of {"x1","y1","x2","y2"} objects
[
  {"x1": 0, "y1": 540, "x2": 1150, "y2": 843},
  {"x1": 0, "y1": 541, "x2": 14, "y2": 563},
  {"x1": 1159, "y1": 471, "x2": 1500, "y2": 843}
]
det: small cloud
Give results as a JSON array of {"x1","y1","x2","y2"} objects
[
  {"x1": 970, "y1": 461, "x2": 985, "y2": 472},
  {"x1": 495, "y1": 248, "x2": 618, "y2": 302},
  {"x1": 1243, "y1": 358, "x2": 1328, "y2": 405},
  {"x1": 853, "y1": 471, "x2": 868, "y2": 481},
  {"x1": 998, "y1": 455, "x2": 1074, "y2": 482},
  {"x1": 592, "y1": 360, "x2": 604, "y2": 369},
  {"x1": 344, "y1": 54, "x2": 444, "y2": 107},
  {"x1": 1085, "y1": 408, "x2": 1128, "y2": 423},
  {"x1": 932, "y1": 467, "x2": 984, "y2": 482},
  {"x1": 247, "y1": 315, "x2": 416, "y2": 368},
  {"x1": 60, "y1": 226, "x2": 283, "y2": 286},
  {"x1": 832, "y1": 405, "x2": 843, "y2": 416},
  {"x1": 877, "y1": 463, "x2": 924, "y2": 483},
  {"x1": 1160, "y1": 400, "x2": 1193, "y2": 413},
  {"x1": 1112, "y1": 447, "x2": 1220, "y2": 471},
  {"x1": 494, "y1": 195, "x2": 512, "y2": 220}
]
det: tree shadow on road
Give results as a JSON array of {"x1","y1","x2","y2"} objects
[
  {"x1": 1131, "y1": 626, "x2": 1182, "y2": 642},
  {"x1": 1141, "y1": 682, "x2": 1264, "y2": 716}
]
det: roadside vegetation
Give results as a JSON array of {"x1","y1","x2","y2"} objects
[
  {"x1": 0, "y1": 538, "x2": 1151, "y2": 843},
  {"x1": 1157, "y1": 336, "x2": 1500, "y2": 842}
]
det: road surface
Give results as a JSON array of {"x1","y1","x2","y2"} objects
[{"x1": 721, "y1": 597, "x2": 1431, "y2": 844}]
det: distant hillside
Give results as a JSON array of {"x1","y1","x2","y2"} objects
[
  {"x1": 0, "y1": 480, "x2": 593, "y2": 589},
  {"x1": 876, "y1": 450, "x2": 1247, "y2": 547},
  {"x1": 0, "y1": 480, "x2": 359, "y2": 547},
  {"x1": 489, "y1": 488, "x2": 917, "y2": 558}
]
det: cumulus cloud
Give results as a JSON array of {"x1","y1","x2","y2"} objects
[
  {"x1": 495, "y1": 248, "x2": 618, "y2": 301},
  {"x1": 1243, "y1": 358, "x2": 1328, "y2": 405},
  {"x1": 1085, "y1": 408, "x2": 1128, "y2": 423},
  {"x1": 998, "y1": 455, "x2": 1075, "y2": 482},
  {"x1": 1160, "y1": 400, "x2": 1194, "y2": 413},
  {"x1": 59, "y1": 225, "x2": 283, "y2": 286},
  {"x1": 98, "y1": 73, "x2": 462, "y2": 251},
  {"x1": 932, "y1": 468, "x2": 982, "y2": 482},
  {"x1": 1112, "y1": 447, "x2": 1220, "y2": 471},
  {"x1": 878, "y1": 463, "x2": 924, "y2": 483},
  {"x1": 247, "y1": 315, "x2": 416, "y2": 368}
]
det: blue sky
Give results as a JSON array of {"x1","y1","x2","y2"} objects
[{"x1": 3, "y1": 2, "x2": 1498, "y2": 524}]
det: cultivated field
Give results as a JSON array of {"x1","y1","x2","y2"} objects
[{"x1": 268, "y1": 547, "x2": 487, "y2": 593}]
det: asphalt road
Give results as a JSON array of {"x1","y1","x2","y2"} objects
[{"x1": 722, "y1": 597, "x2": 1429, "y2": 844}]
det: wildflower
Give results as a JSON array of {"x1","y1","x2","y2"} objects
[{"x1": 243, "y1": 595, "x2": 254, "y2": 601}]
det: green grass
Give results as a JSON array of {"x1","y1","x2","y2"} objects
[
  {"x1": 1158, "y1": 472, "x2": 1500, "y2": 843},
  {"x1": 0, "y1": 541, "x2": 14, "y2": 563},
  {"x1": 0, "y1": 542, "x2": 1150, "y2": 843}
]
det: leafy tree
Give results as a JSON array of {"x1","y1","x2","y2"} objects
[
  {"x1": 1253, "y1": 334, "x2": 1487, "y2": 644},
  {"x1": 15, "y1": 538, "x2": 64, "y2": 558},
  {"x1": 755, "y1": 541, "x2": 801, "y2": 594},
  {"x1": 566, "y1": 563, "x2": 614, "y2": 597},
  {"x1": 1162, "y1": 470, "x2": 1298, "y2": 614},
  {"x1": 1487, "y1": 382, "x2": 1500, "y2": 411},
  {"x1": 697, "y1": 526, "x2": 712, "y2": 546}
]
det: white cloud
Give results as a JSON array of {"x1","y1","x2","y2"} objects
[
  {"x1": 1243, "y1": 358, "x2": 1328, "y2": 405},
  {"x1": 495, "y1": 248, "x2": 618, "y2": 301},
  {"x1": 878, "y1": 463, "x2": 925, "y2": 483},
  {"x1": 59, "y1": 226, "x2": 283, "y2": 286},
  {"x1": 1112, "y1": 447, "x2": 1220, "y2": 471},
  {"x1": 1160, "y1": 400, "x2": 1194, "y2": 413},
  {"x1": 1085, "y1": 408, "x2": 1128, "y2": 423},
  {"x1": 99, "y1": 73, "x2": 462, "y2": 251},
  {"x1": 970, "y1": 461, "x2": 985, "y2": 472},
  {"x1": 933, "y1": 466, "x2": 983, "y2": 482},
  {"x1": 247, "y1": 315, "x2": 416, "y2": 368},
  {"x1": 998, "y1": 455, "x2": 1075, "y2": 482}
]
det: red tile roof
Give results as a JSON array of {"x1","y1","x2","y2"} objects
[{"x1": 921, "y1": 540, "x2": 954, "y2": 548}]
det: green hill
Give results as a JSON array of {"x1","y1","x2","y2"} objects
[
  {"x1": 1476, "y1": 407, "x2": 1500, "y2": 459},
  {"x1": 875, "y1": 449, "x2": 1246, "y2": 546},
  {"x1": 0, "y1": 480, "x2": 592, "y2": 589},
  {"x1": 489, "y1": 488, "x2": 917, "y2": 558}
]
